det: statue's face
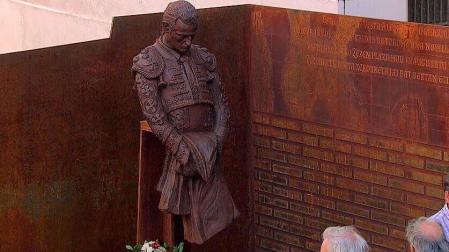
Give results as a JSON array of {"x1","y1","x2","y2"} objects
[{"x1": 164, "y1": 19, "x2": 197, "y2": 54}]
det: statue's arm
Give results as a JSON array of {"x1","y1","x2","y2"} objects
[
  {"x1": 135, "y1": 73, "x2": 189, "y2": 165},
  {"x1": 210, "y1": 70, "x2": 230, "y2": 149}
]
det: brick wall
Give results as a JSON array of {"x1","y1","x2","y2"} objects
[{"x1": 252, "y1": 112, "x2": 446, "y2": 251}]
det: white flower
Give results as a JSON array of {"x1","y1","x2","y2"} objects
[
  {"x1": 141, "y1": 241, "x2": 166, "y2": 252},
  {"x1": 141, "y1": 242, "x2": 154, "y2": 252}
]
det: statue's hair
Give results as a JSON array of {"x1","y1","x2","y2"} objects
[
  {"x1": 406, "y1": 217, "x2": 449, "y2": 252},
  {"x1": 322, "y1": 226, "x2": 369, "y2": 252},
  {"x1": 162, "y1": 0, "x2": 198, "y2": 29}
]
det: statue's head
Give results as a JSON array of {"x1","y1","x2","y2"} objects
[{"x1": 161, "y1": 0, "x2": 198, "y2": 54}]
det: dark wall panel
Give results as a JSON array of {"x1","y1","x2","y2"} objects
[{"x1": 0, "y1": 6, "x2": 251, "y2": 252}]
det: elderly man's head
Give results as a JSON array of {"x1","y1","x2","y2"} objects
[
  {"x1": 406, "y1": 217, "x2": 449, "y2": 252},
  {"x1": 320, "y1": 226, "x2": 369, "y2": 252}
]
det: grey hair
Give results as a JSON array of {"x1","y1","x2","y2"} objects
[
  {"x1": 406, "y1": 217, "x2": 449, "y2": 252},
  {"x1": 322, "y1": 226, "x2": 369, "y2": 252},
  {"x1": 162, "y1": 0, "x2": 198, "y2": 30}
]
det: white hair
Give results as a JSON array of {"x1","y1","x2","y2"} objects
[
  {"x1": 406, "y1": 217, "x2": 449, "y2": 252},
  {"x1": 322, "y1": 226, "x2": 369, "y2": 252}
]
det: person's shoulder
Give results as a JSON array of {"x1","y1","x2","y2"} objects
[
  {"x1": 191, "y1": 44, "x2": 217, "y2": 71},
  {"x1": 131, "y1": 44, "x2": 165, "y2": 79}
]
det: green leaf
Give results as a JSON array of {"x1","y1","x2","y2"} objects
[
  {"x1": 163, "y1": 242, "x2": 169, "y2": 249},
  {"x1": 178, "y1": 242, "x2": 184, "y2": 252},
  {"x1": 134, "y1": 244, "x2": 142, "y2": 250},
  {"x1": 125, "y1": 245, "x2": 134, "y2": 250}
]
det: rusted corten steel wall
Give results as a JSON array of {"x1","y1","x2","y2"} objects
[
  {"x1": 0, "y1": 6, "x2": 251, "y2": 252},
  {"x1": 250, "y1": 6, "x2": 449, "y2": 252}
]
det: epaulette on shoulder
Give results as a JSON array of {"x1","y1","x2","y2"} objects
[
  {"x1": 193, "y1": 45, "x2": 217, "y2": 72},
  {"x1": 131, "y1": 46, "x2": 165, "y2": 79}
]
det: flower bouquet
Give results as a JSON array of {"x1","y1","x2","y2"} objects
[{"x1": 126, "y1": 240, "x2": 184, "y2": 252}]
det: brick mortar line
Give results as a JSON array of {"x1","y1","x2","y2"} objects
[
  {"x1": 252, "y1": 113, "x2": 449, "y2": 152},
  {"x1": 255, "y1": 142, "x2": 444, "y2": 188},
  {"x1": 256, "y1": 228, "x2": 321, "y2": 250}
]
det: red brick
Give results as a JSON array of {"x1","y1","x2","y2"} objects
[
  {"x1": 355, "y1": 218, "x2": 388, "y2": 235},
  {"x1": 426, "y1": 209, "x2": 440, "y2": 216},
  {"x1": 368, "y1": 136, "x2": 404, "y2": 152},
  {"x1": 371, "y1": 185, "x2": 405, "y2": 202},
  {"x1": 389, "y1": 227, "x2": 405, "y2": 240},
  {"x1": 304, "y1": 217, "x2": 334, "y2": 231},
  {"x1": 274, "y1": 208, "x2": 303, "y2": 224},
  {"x1": 426, "y1": 160, "x2": 449, "y2": 173},
  {"x1": 271, "y1": 116, "x2": 301, "y2": 131},
  {"x1": 336, "y1": 141, "x2": 352, "y2": 153},
  {"x1": 407, "y1": 194, "x2": 441, "y2": 210},
  {"x1": 254, "y1": 181, "x2": 273, "y2": 193},
  {"x1": 354, "y1": 194, "x2": 389, "y2": 210},
  {"x1": 371, "y1": 210, "x2": 405, "y2": 227},
  {"x1": 390, "y1": 202, "x2": 425, "y2": 217},
  {"x1": 259, "y1": 215, "x2": 290, "y2": 232},
  {"x1": 444, "y1": 151, "x2": 449, "y2": 162},
  {"x1": 370, "y1": 161, "x2": 404, "y2": 177},
  {"x1": 320, "y1": 163, "x2": 352, "y2": 177},
  {"x1": 290, "y1": 201, "x2": 320, "y2": 217},
  {"x1": 319, "y1": 137, "x2": 334, "y2": 150},
  {"x1": 254, "y1": 136, "x2": 271, "y2": 148},
  {"x1": 304, "y1": 170, "x2": 334, "y2": 185},
  {"x1": 388, "y1": 177, "x2": 424, "y2": 194},
  {"x1": 372, "y1": 234, "x2": 405, "y2": 251},
  {"x1": 303, "y1": 146, "x2": 334, "y2": 162},
  {"x1": 354, "y1": 169, "x2": 387, "y2": 186},
  {"x1": 272, "y1": 140, "x2": 302, "y2": 154},
  {"x1": 287, "y1": 155, "x2": 319, "y2": 169},
  {"x1": 304, "y1": 241, "x2": 321, "y2": 252},
  {"x1": 404, "y1": 170, "x2": 442, "y2": 185},
  {"x1": 335, "y1": 153, "x2": 352, "y2": 166},
  {"x1": 288, "y1": 132, "x2": 319, "y2": 146},
  {"x1": 255, "y1": 158, "x2": 270, "y2": 171},
  {"x1": 352, "y1": 156, "x2": 369, "y2": 169},
  {"x1": 272, "y1": 163, "x2": 302, "y2": 178},
  {"x1": 258, "y1": 170, "x2": 288, "y2": 186},
  {"x1": 256, "y1": 124, "x2": 286, "y2": 139},
  {"x1": 289, "y1": 178, "x2": 319, "y2": 194},
  {"x1": 335, "y1": 129, "x2": 367, "y2": 144},
  {"x1": 253, "y1": 113, "x2": 271, "y2": 124},
  {"x1": 389, "y1": 153, "x2": 424, "y2": 169},
  {"x1": 259, "y1": 238, "x2": 289, "y2": 252},
  {"x1": 258, "y1": 148, "x2": 287, "y2": 163},
  {"x1": 304, "y1": 194, "x2": 335, "y2": 209},
  {"x1": 320, "y1": 138, "x2": 351, "y2": 153},
  {"x1": 272, "y1": 186, "x2": 302, "y2": 201},
  {"x1": 256, "y1": 225, "x2": 273, "y2": 238},
  {"x1": 290, "y1": 223, "x2": 321, "y2": 240},
  {"x1": 336, "y1": 201, "x2": 370, "y2": 218},
  {"x1": 322, "y1": 209, "x2": 353, "y2": 225},
  {"x1": 320, "y1": 186, "x2": 353, "y2": 201},
  {"x1": 273, "y1": 231, "x2": 304, "y2": 247},
  {"x1": 353, "y1": 145, "x2": 388, "y2": 161},
  {"x1": 405, "y1": 143, "x2": 442, "y2": 160},
  {"x1": 426, "y1": 186, "x2": 444, "y2": 198},
  {"x1": 255, "y1": 203, "x2": 273, "y2": 216},
  {"x1": 303, "y1": 123, "x2": 333, "y2": 137},
  {"x1": 336, "y1": 177, "x2": 370, "y2": 194},
  {"x1": 258, "y1": 193, "x2": 289, "y2": 209}
]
